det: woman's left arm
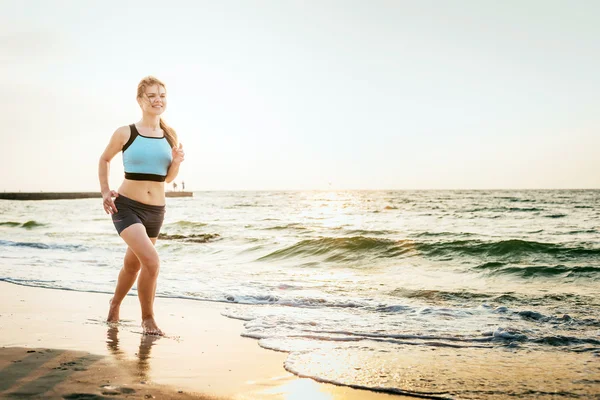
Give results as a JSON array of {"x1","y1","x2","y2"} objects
[{"x1": 165, "y1": 143, "x2": 185, "y2": 184}]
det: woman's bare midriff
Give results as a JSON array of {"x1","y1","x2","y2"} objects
[{"x1": 118, "y1": 179, "x2": 166, "y2": 206}]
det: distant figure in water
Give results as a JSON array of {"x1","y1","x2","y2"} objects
[
  {"x1": 173, "y1": 182, "x2": 178, "y2": 191},
  {"x1": 98, "y1": 76, "x2": 185, "y2": 335},
  {"x1": 182, "y1": 181, "x2": 185, "y2": 191}
]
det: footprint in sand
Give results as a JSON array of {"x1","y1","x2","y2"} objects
[
  {"x1": 63, "y1": 394, "x2": 112, "y2": 400},
  {"x1": 100, "y1": 384, "x2": 136, "y2": 395}
]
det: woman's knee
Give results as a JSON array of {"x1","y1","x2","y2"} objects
[
  {"x1": 141, "y1": 257, "x2": 160, "y2": 277},
  {"x1": 123, "y1": 255, "x2": 141, "y2": 274},
  {"x1": 122, "y1": 248, "x2": 141, "y2": 273}
]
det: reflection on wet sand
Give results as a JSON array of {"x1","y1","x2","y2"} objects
[
  {"x1": 106, "y1": 326, "x2": 161, "y2": 382},
  {"x1": 106, "y1": 326, "x2": 123, "y2": 358}
]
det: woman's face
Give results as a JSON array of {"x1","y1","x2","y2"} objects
[{"x1": 139, "y1": 84, "x2": 167, "y2": 115}]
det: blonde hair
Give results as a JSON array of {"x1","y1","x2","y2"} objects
[{"x1": 136, "y1": 76, "x2": 178, "y2": 148}]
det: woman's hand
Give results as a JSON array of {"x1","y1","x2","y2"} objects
[
  {"x1": 172, "y1": 143, "x2": 185, "y2": 164},
  {"x1": 102, "y1": 190, "x2": 119, "y2": 215}
]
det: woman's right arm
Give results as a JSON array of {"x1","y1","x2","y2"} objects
[{"x1": 98, "y1": 126, "x2": 129, "y2": 214}]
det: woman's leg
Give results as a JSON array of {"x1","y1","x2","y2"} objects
[
  {"x1": 107, "y1": 247, "x2": 141, "y2": 322},
  {"x1": 118, "y1": 223, "x2": 163, "y2": 335},
  {"x1": 148, "y1": 237, "x2": 159, "y2": 306},
  {"x1": 107, "y1": 238, "x2": 158, "y2": 322}
]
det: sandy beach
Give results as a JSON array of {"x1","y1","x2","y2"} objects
[{"x1": 0, "y1": 282, "x2": 402, "y2": 399}]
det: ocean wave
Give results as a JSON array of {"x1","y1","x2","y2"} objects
[
  {"x1": 459, "y1": 207, "x2": 543, "y2": 213},
  {"x1": 421, "y1": 239, "x2": 600, "y2": 259},
  {"x1": 0, "y1": 240, "x2": 85, "y2": 251},
  {"x1": 222, "y1": 293, "x2": 366, "y2": 308},
  {"x1": 544, "y1": 214, "x2": 567, "y2": 218},
  {"x1": 344, "y1": 229, "x2": 397, "y2": 236},
  {"x1": 389, "y1": 288, "x2": 491, "y2": 302},
  {"x1": 494, "y1": 196, "x2": 536, "y2": 201},
  {"x1": 413, "y1": 231, "x2": 475, "y2": 238},
  {"x1": 21, "y1": 220, "x2": 47, "y2": 229},
  {"x1": 157, "y1": 233, "x2": 220, "y2": 243},
  {"x1": 0, "y1": 221, "x2": 21, "y2": 227},
  {"x1": 567, "y1": 229, "x2": 597, "y2": 234},
  {"x1": 256, "y1": 236, "x2": 600, "y2": 264},
  {"x1": 164, "y1": 220, "x2": 207, "y2": 229},
  {"x1": 315, "y1": 325, "x2": 599, "y2": 351},
  {"x1": 510, "y1": 309, "x2": 600, "y2": 328},
  {"x1": 228, "y1": 203, "x2": 274, "y2": 208},
  {"x1": 264, "y1": 223, "x2": 308, "y2": 231},
  {"x1": 531, "y1": 335, "x2": 600, "y2": 347},
  {"x1": 0, "y1": 220, "x2": 46, "y2": 229},
  {"x1": 256, "y1": 236, "x2": 416, "y2": 262},
  {"x1": 474, "y1": 263, "x2": 600, "y2": 279},
  {"x1": 490, "y1": 292, "x2": 600, "y2": 312},
  {"x1": 252, "y1": 321, "x2": 600, "y2": 355},
  {"x1": 306, "y1": 329, "x2": 493, "y2": 345}
]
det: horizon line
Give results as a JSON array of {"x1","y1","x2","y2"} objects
[{"x1": 2, "y1": 188, "x2": 599, "y2": 193}]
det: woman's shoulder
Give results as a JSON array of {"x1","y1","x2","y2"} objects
[
  {"x1": 108, "y1": 125, "x2": 134, "y2": 150},
  {"x1": 115, "y1": 124, "x2": 134, "y2": 135},
  {"x1": 113, "y1": 125, "x2": 135, "y2": 140}
]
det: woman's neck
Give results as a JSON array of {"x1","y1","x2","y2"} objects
[{"x1": 139, "y1": 115, "x2": 161, "y2": 130}]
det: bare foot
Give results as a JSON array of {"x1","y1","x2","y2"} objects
[
  {"x1": 142, "y1": 317, "x2": 164, "y2": 336},
  {"x1": 107, "y1": 297, "x2": 120, "y2": 323}
]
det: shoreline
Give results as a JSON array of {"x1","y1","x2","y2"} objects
[{"x1": 0, "y1": 282, "x2": 402, "y2": 399}]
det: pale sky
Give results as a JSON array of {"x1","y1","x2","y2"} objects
[{"x1": 1, "y1": 0, "x2": 598, "y2": 191}]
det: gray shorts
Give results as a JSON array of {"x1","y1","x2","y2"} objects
[{"x1": 111, "y1": 194, "x2": 165, "y2": 238}]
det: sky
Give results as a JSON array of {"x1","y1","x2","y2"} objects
[{"x1": 0, "y1": 0, "x2": 598, "y2": 191}]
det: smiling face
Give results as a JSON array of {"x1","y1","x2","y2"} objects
[{"x1": 138, "y1": 84, "x2": 167, "y2": 115}]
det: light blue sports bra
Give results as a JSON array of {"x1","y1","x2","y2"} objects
[{"x1": 122, "y1": 124, "x2": 172, "y2": 182}]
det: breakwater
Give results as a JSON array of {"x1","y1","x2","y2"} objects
[{"x1": 0, "y1": 192, "x2": 193, "y2": 200}]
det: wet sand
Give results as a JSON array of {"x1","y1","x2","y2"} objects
[{"x1": 0, "y1": 282, "x2": 402, "y2": 399}]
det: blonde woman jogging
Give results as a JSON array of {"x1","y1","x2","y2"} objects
[{"x1": 98, "y1": 76, "x2": 184, "y2": 335}]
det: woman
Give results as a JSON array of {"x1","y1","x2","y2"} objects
[{"x1": 98, "y1": 76, "x2": 185, "y2": 335}]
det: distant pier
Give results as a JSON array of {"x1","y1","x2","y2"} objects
[{"x1": 0, "y1": 192, "x2": 193, "y2": 200}]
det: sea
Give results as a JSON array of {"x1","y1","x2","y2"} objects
[{"x1": 1, "y1": 190, "x2": 599, "y2": 399}]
